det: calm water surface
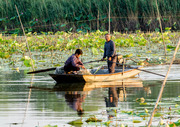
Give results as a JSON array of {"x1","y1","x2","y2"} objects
[{"x1": 0, "y1": 64, "x2": 179, "y2": 127}]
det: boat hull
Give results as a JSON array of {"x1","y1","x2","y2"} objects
[{"x1": 49, "y1": 67, "x2": 142, "y2": 83}]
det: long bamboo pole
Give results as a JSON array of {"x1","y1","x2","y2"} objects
[
  {"x1": 97, "y1": 9, "x2": 99, "y2": 30},
  {"x1": 108, "y1": 2, "x2": 110, "y2": 34},
  {"x1": 155, "y1": 0, "x2": 167, "y2": 56},
  {"x1": 15, "y1": 5, "x2": 35, "y2": 71},
  {"x1": 21, "y1": 75, "x2": 34, "y2": 127},
  {"x1": 147, "y1": 39, "x2": 180, "y2": 126}
]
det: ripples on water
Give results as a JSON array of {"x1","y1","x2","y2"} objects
[{"x1": 0, "y1": 64, "x2": 179, "y2": 127}]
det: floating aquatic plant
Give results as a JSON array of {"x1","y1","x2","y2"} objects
[
  {"x1": 136, "y1": 97, "x2": 145, "y2": 103},
  {"x1": 68, "y1": 119, "x2": 83, "y2": 126},
  {"x1": 0, "y1": 31, "x2": 179, "y2": 69},
  {"x1": 85, "y1": 115, "x2": 102, "y2": 123}
]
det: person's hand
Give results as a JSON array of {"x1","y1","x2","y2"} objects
[
  {"x1": 81, "y1": 65, "x2": 86, "y2": 69},
  {"x1": 101, "y1": 58, "x2": 105, "y2": 61},
  {"x1": 108, "y1": 57, "x2": 112, "y2": 61}
]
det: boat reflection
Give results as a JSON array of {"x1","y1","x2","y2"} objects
[
  {"x1": 54, "y1": 78, "x2": 143, "y2": 117},
  {"x1": 29, "y1": 78, "x2": 143, "y2": 116},
  {"x1": 53, "y1": 78, "x2": 143, "y2": 91}
]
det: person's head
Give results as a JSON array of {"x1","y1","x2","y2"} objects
[
  {"x1": 105, "y1": 34, "x2": 111, "y2": 42},
  {"x1": 75, "y1": 49, "x2": 83, "y2": 58},
  {"x1": 77, "y1": 109, "x2": 84, "y2": 116}
]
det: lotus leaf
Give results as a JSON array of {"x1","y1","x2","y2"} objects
[
  {"x1": 133, "y1": 120, "x2": 142, "y2": 123},
  {"x1": 86, "y1": 116, "x2": 102, "y2": 123},
  {"x1": 68, "y1": 119, "x2": 83, "y2": 125}
]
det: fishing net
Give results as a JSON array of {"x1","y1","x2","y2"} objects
[{"x1": 77, "y1": 69, "x2": 92, "y2": 75}]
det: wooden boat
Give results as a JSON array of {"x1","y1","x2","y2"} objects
[{"x1": 49, "y1": 65, "x2": 142, "y2": 83}]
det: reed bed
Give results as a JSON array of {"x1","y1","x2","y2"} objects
[{"x1": 0, "y1": 0, "x2": 179, "y2": 33}]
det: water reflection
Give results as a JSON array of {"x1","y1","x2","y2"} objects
[
  {"x1": 105, "y1": 87, "x2": 119, "y2": 119},
  {"x1": 105, "y1": 87, "x2": 119, "y2": 108},
  {"x1": 64, "y1": 91, "x2": 86, "y2": 116},
  {"x1": 30, "y1": 78, "x2": 143, "y2": 117},
  {"x1": 104, "y1": 82, "x2": 131, "y2": 120},
  {"x1": 0, "y1": 65, "x2": 180, "y2": 126},
  {"x1": 53, "y1": 78, "x2": 143, "y2": 92},
  {"x1": 144, "y1": 86, "x2": 152, "y2": 96}
]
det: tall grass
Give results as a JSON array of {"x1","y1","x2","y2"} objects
[{"x1": 0, "y1": 0, "x2": 179, "y2": 34}]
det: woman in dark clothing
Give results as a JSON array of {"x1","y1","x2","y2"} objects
[{"x1": 64, "y1": 49, "x2": 85, "y2": 74}]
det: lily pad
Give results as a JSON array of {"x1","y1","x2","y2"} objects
[
  {"x1": 86, "y1": 116, "x2": 102, "y2": 123},
  {"x1": 133, "y1": 120, "x2": 142, "y2": 123},
  {"x1": 68, "y1": 119, "x2": 83, "y2": 125},
  {"x1": 154, "y1": 113, "x2": 163, "y2": 117},
  {"x1": 169, "y1": 119, "x2": 180, "y2": 127}
]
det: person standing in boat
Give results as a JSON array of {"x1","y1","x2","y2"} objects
[
  {"x1": 101, "y1": 34, "x2": 117, "y2": 73},
  {"x1": 64, "y1": 49, "x2": 86, "y2": 74}
]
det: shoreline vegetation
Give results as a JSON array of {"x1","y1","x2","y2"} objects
[{"x1": 0, "y1": 0, "x2": 179, "y2": 34}]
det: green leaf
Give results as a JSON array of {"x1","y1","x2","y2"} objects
[
  {"x1": 68, "y1": 119, "x2": 83, "y2": 125},
  {"x1": 167, "y1": 45, "x2": 176, "y2": 50},
  {"x1": 0, "y1": 52, "x2": 10, "y2": 59},
  {"x1": 60, "y1": 24, "x2": 66, "y2": 27},
  {"x1": 86, "y1": 116, "x2": 102, "y2": 123},
  {"x1": 69, "y1": 27, "x2": 73, "y2": 32},
  {"x1": 169, "y1": 119, "x2": 180, "y2": 127},
  {"x1": 137, "y1": 112, "x2": 149, "y2": 117},
  {"x1": 38, "y1": 60, "x2": 46, "y2": 62},
  {"x1": 154, "y1": 113, "x2": 163, "y2": 117},
  {"x1": 103, "y1": 121, "x2": 111, "y2": 126},
  {"x1": 123, "y1": 53, "x2": 133, "y2": 58},
  {"x1": 99, "y1": 49, "x2": 104, "y2": 53},
  {"x1": 139, "y1": 103, "x2": 147, "y2": 105},
  {"x1": 0, "y1": 18, "x2": 5, "y2": 22},
  {"x1": 133, "y1": 120, "x2": 142, "y2": 123},
  {"x1": 43, "y1": 125, "x2": 58, "y2": 127},
  {"x1": 10, "y1": 16, "x2": 16, "y2": 20},
  {"x1": 92, "y1": 47, "x2": 99, "y2": 55},
  {"x1": 24, "y1": 59, "x2": 35, "y2": 67}
]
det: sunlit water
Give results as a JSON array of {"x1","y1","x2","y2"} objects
[{"x1": 0, "y1": 64, "x2": 179, "y2": 127}]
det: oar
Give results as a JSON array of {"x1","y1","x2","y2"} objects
[
  {"x1": 27, "y1": 59, "x2": 104, "y2": 74},
  {"x1": 83, "y1": 59, "x2": 103, "y2": 64},
  {"x1": 128, "y1": 66, "x2": 165, "y2": 77},
  {"x1": 109, "y1": 61, "x2": 166, "y2": 77},
  {"x1": 27, "y1": 67, "x2": 57, "y2": 74}
]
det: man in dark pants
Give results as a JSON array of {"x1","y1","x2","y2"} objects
[
  {"x1": 101, "y1": 34, "x2": 117, "y2": 73},
  {"x1": 64, "y1": 49, "x2": 85, "y2": 74}
]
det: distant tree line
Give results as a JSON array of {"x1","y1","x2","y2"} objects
[{"x1": 0, "y1": 0, "x2": 179, "y2": 34}]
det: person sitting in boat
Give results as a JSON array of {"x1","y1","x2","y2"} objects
[
  {"x1": 101, "y1": 34, "x2": 117, "y2": 73},
  {"x1": 64, "y1": 49, "x2": 86, "y2": 74}
]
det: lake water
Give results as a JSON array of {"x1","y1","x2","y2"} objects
[{"x1": 0, "y1": 64, "x2": 179, "y2": 127}]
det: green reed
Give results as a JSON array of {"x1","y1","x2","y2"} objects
[{"x1": 0, "y1": 0, "x2": 179, "y2": 33}]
